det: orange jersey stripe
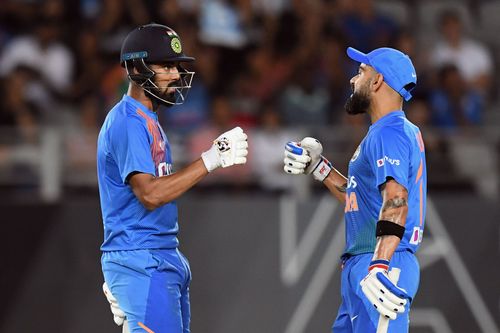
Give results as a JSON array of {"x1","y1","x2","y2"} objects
[
  {"x1": 419, "y1": 180, "x2": 423, "y2": 226},
  {"x1": 138, "y1": 322, "x2": 155, "y2": 333},
  {"x1": 415, "y1": 159, "x2": 423, "y2": 184}
]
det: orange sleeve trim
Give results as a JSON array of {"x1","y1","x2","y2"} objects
[
  {"x1": 419, "y1": 180, "x2": 423, "y2": 226},
  {"x1": 415, "y1": 159, "x2": 423, "y2": 183},
  {"x1": 138, "y1": 322, "x2": 155, "y2": 333}
]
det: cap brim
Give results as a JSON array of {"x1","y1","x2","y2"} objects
[
  {"x1": 346, "y1": 47, "x2": 370, "y2": 65},
  {"x1": 170, "y1": 56, "x2": 195, "y2": 62}
]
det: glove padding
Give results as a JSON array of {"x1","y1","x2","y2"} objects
[
  {"x1": 283, "y1": 141, "x2": 311, "y2": 175},
  {"x1": 283, "y1": 137, "x2": 332, "y2": 181},
  {"x1": 201, "y1": 126, "x2": 248, "y2": 172},
  {"x1": 103, "y1": 282, "x2": 126, "y2": 326},
  {"x1": 360, "y1": 267, "x2": 409, "y2": 320}
]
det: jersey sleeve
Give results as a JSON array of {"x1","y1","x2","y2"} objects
[
  {"x1": 109, "y1": 115, "x2": 155, "y2": 183},
  {"x1": 366, "y1": 127, "x2": 410, "y2": 190}
]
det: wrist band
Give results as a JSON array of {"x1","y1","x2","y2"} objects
[
  {"x1": 313, "y1": 157, "x2": 332, "y2": 182},
  {"x1": 369, "y1": 259, "x2": 390, "y2": 272},
  {"x1": 376, "y1": 220, "x2": 405, "y2": 239}
]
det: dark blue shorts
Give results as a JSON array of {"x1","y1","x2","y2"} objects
[
  {"x1": 332, "y1": 251, "x2": 420, "y2": 333},
  {"x1": 102, "y1": 249, "x2": 192, "y2": 333}
]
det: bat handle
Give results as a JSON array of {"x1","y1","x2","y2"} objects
[{"x1": 122, "y1": 320, "x2": 130, "y2": 333}]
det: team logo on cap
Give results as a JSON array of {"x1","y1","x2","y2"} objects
[{"x1": 171, "y1": 37, "x2": 182, "y2": 54}]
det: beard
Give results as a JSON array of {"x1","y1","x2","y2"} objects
[
  {"x1": 148, "y1": 84, "x2": 177, "y2": 108},
  {"x1": 160, "y1": 90, "x2": 177, "y2": 104},
  {"x1": 344, "y1": 89, "x2": 371, "y2": 115}
]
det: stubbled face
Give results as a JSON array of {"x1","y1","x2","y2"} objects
[
  {"x1": 150, "y1": 62, "x2": 181, "y2": 102},
  {"x1": 344, "y1": 64, "x2": 374, "y2": 115}
]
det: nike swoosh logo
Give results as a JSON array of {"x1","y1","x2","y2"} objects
[{"x1": 351, "y1": 315, "x2": 359, "y2": 322}]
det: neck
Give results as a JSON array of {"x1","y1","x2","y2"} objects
[
  {"x1": 368, "y1": 95, "x2": 403, "y2": 124},
  {"x1": 127, "y1": 83, "x2": 155, "y2": 111}
]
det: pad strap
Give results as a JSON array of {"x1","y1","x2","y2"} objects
[{"x1": 376, "y1": 220, "x2": 405, "y2": 239}]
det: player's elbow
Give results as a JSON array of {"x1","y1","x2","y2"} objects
[
  {"x1": 141, "y1": 193, "x2": 162, "y2": 210},
  {"x1": 129, "y1": 174, "x2": 163, "y2": 210}
]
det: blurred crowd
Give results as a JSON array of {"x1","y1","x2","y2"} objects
[{"x1": 0, "y1": 0, "x2": 499, "y2": 196}]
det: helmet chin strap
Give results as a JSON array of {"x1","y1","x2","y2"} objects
[{"x1": 125, "y1": 59, "x2": 193, "y2": 110}]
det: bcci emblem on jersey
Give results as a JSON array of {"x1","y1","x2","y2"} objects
[{"x1": 216, "y1": 137, "x2": 231, "y2": 153}]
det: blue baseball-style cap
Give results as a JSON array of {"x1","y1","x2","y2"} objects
[{"x1": 346, "y1": 47, "x2": 417, "y2": 101}]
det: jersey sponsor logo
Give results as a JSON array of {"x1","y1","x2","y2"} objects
[
  {"x1": 409, "y1": 226, "x2": 423, "y2": 245},
  {"x1": 345, "y1": 176, "x2": 359, "y2": 212},
  {"x1": 158, "y1": 162, "x2": 173, "y2": 177},
  {"x1": 345, "y1": 192, "x2": 359, "y2": 212},
  {"x1": 350, "y1": 145, "x2": 361, "y2": 162},
  {"x1": 376, "y1": 155, "x2": 400, "y2": 167},
  {"x1": 347, "y1": 176, "x2": 357, "y2": 189}
]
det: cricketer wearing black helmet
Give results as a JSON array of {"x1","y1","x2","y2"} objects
[
  {"x1": 121, "y1": 23, "x2": 195, "y2": 108},
  {"x1": 98, "y1": 23, "x2": 248, "y2": 332}
]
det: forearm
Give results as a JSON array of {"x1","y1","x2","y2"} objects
[
  {"x1": 372, "y1": 235, "x2": 402, "y2": 262},
  {"x1": 372, "y1": 182, "x2": 408, "y2": 262},
  {"x1": 139, "y1": 159, "x2": 208, "y2": 209},
  {"x1": 322, "y1": 168, "x2": 348, "y2": 204}
]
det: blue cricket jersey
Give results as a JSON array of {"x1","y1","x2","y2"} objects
[
  {"x1": 97, "y1": 95, "x2": 179, "y2": 251},
  {"x1": 344, "y1": 110, "x2": 427, "y2": 256}
]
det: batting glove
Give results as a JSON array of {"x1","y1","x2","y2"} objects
[
  {"x1": 284, "y1": 137, "x2": 332, "y2": 182},
  {"x1": 201, "y1": 126, "x2": 248, "y2": 172},
  {"x1": 283, "y1": 141, "x2": 311, "y2": 175},
  {"x1": 360, "y1": 263, "x2": 409, "y2": 320},
  {"x1": 102, "y1": 282, "x2": 125, "y2": 326}
]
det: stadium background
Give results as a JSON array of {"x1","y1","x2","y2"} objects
[{"x1": 0, "y1": 0, "x2": 499, "y2": 332}]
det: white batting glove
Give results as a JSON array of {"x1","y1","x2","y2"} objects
[
  {"x1": 283, "y1": 141, "x2": 311, "y2": 175},
  {"x1": 201, "y1": 126, "x2": 248, "y2": 172},
  {"x1": 102, "y1": 282, "x2": 126, "y2": 326},
  {"x1": 284, "y1": 137, "x2": 332, "y2": 182},
  {"x1": 360, "y1": 266, "x2": 409, "y2": 320}
]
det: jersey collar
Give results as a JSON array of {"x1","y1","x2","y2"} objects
[
  {"x1": 369, "y1": 110, "x2": 405, "y2": 131},
  {"x1": 122, "y1": 95, "x2": 158, "y2": 119}
]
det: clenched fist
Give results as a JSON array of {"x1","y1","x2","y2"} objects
[{"x1": 202, "y1": 127, "x2": 248, "y2": 172}]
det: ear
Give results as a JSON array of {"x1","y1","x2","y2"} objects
[{"x1": 371, "y1": 73, "x2": 384, "y2": 92}]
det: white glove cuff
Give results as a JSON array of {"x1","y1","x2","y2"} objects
[
  {"x1": 312, "y1": 157, "x2": 332, "y2": 182},
  {"x1": 201, "y1": 146, "x2": 220, "y2": 172}
]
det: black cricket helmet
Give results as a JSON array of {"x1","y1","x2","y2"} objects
[{"x1": 120, "y1": 23, "x2": 195, "y2": 106}]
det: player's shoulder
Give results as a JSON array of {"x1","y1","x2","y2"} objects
[
  {"x1": 103, "y1": 102, "x2": 149, "y2": 140},
  {"x1": 112, "y1": 99, "x2": 150, "y2": 124},
  {"x1": 367, "y1": 116, "x2": 417, "y2": 148},
  {"x1": 369, "y1": 119, "x2": 404, "y2": 138},
  {"x1": 377, "y1": 113, "x2": 419, "y2": 136}
]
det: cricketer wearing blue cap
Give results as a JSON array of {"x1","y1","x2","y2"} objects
[{"x1": 284, "y1": 47, "x2": 426, "y2": 333}]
